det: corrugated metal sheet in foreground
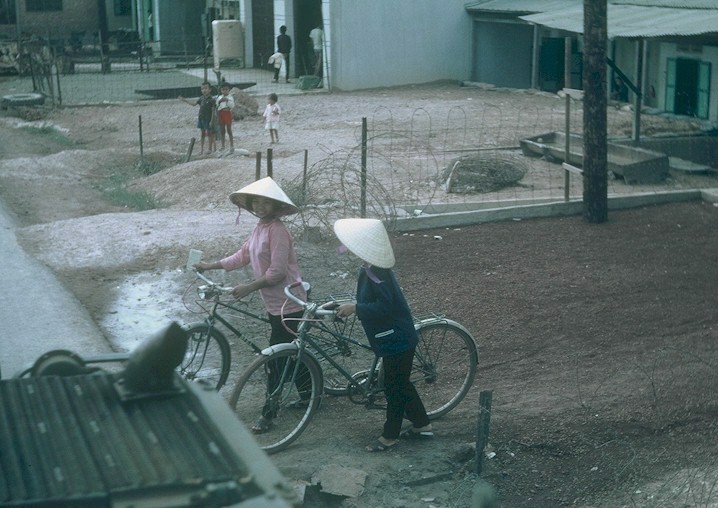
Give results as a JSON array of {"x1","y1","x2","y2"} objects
[{"x1": 0, "y1": 373, "x2": 292, "y2": 507}]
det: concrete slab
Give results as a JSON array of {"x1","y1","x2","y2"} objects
[
  {"x1": 0, "y1": 203, "x2": 113, "y2": 379},
  {"x1": 311, "y1": 465, "x2": 367, "y2": 498}
]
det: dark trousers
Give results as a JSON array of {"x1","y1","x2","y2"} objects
[
  {"x1": 381, "y1": 347, "x2": 430, "y2": 440},
  {"x1": 273, "y1": 53, "x2": 290, "y2": 82},
  {"x1": 313, "y1": 50, "x2": 323, "y2": 77},
  {"x1": 264, "y1": 311, "x2": 310, "y2": 418}
]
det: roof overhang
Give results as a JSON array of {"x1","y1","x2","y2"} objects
[{"x1": 519, "y1": 4, "x2": 718, "y2": 39}]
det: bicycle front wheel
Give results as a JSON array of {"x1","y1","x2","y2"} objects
[
  {"x1": 412, "y1": 320, "x2": 478, "y2": 419},
  {"x1": 229, "y1": 349, "x2": 323, "y2": 454},
  {"x1": 181, "y1": 322, "x2": 231, "y2": 390}
]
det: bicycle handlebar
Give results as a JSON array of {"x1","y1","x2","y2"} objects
[
  {"x1": 284, "y1": 282, "x2": 338, "y2": 317},
  {"x1": 194, "y1": 270, "x2": 233, "y2": 294}
]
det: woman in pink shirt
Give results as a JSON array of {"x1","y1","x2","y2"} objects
[{"x1": 194, "y1": 177, "x2": 308, "y2": 432}]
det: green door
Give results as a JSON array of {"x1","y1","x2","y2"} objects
[
  {"x1": 697, "y1": 61, "x2": 711, "y2": 119},
  {"x1": 665, "y1": 58, "x2": 676, "y2": 113}
]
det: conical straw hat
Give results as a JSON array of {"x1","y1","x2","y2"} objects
[
  {"x1": 228, "y1": 177, "x2": 299, "y2": 216},
  {"x1": 333, "y1": 218, "x2": 395, "y2": 269}
]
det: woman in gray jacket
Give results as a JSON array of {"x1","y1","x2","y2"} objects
[{"x1": 334, "y1": 218, "x2": 433, "y2": 452}]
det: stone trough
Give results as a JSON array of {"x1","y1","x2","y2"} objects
[{"x1": 520, "y1": 131, "x2": 670, "y2": 184}]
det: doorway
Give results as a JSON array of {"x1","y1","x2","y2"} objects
[
  {"x1": 293, "y1": 0, "x2": 323, "y2": 77},
  {"x1": 665, "y1": 57, "x2": 711, "y2": 119},
  {"x1": 251, "y1": 0, "x2": 274, "y2": 69},
  {"x1": 539, "y1": 37, "x2": 582, "y2": 93}
]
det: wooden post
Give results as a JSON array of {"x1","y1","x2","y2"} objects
[
  {"x1": 563, "y1": 36, "x2": 574, "y2": 199},
  {"x1": 632, "y1": 39, "x2": 644, "y2": 144},
  {"x1": 564, "y1": 36, "x2": 572, "y2": 90},
  {"x1": 360, "y1": 117, "x2": 367, "y2": 218},
  {"x1": 564, "y1": 95, "x2": 570, "y2": 202},
  {"x1": 302, "y1": 149, "x2": 308, "y2": 203},
  {"x1": 255, "y1": 151, "x2": 262, "y2": 180},
  {"x1": 582, "y1": 0, "x2": 608, "y2": 224},
  {"x1": 266, "y1": 148, "x2": 273, "y2": 178},
  {"x1": 185, "y1": 138, "x2": 195, "y2": 163},
  {"x1": 476, "y1": 390, "x2": 493, "y2": 476},
  {"x1": 54, "y1": 64, "x2": 62, "y2": 106},
  {"x1": 138, "y1": 115, "x2": 144, "y2": 162}
]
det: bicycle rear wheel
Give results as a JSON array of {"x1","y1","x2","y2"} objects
[
  {"x1": 412, "y1": 320, "x2": 478, "y2": 419},
  {"x1": 181, "y1": 323, "x2": 231, "y2": 390},
  {"x1": 229, "y1": 349, "x2": 323, "y2": 454}
]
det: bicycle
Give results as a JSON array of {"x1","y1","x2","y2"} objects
[
  {"x1": 228, "y1": 282, "x2": 479, "y2": 454},
  {"x1": 180, "y1": 270, "x2": 375, "y2": 394}
]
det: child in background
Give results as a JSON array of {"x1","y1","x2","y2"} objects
[
  {"x1": 179, "y1": 82, "x2": 216, "y2": 155},
  {"x1": 268, "y1": 52, "x2": 284, "y2": 84},
  {"x1": 216, "y1": 82, "x2": 235, "y2": 153},
  {"x1": 262, "y1": 93, "x2": 281, "y2": 144}
]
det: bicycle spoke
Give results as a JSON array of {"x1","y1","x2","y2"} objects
[
  {"x1": 412, "y1": 322, "x2": 478, "y2": 418},
  {"x1": 230, "y1": 349, "x2": 322, "y2": 454},
  {"x1": 180, "y1": 323, "x2": 231, "y2": 390}
]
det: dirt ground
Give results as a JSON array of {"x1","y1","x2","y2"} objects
[{"x1": 1, "y1": 82, "x2": 718, "y2": 507}]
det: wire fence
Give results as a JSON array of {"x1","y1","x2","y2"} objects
[
  {"x1": 0, "y1": 34, "x2": 320, "y2": 106},
  {"x1": 278, "y1": 97, "x2": 717, "y2": 236},
  {"x1": 2, "y1": 41, "x2": 715, "y2": 236}
]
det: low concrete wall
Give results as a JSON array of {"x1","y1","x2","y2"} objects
[
  {"x1": 617, "y1": 135, "x2": 718, "y2": 168},
  {"x1": 393, "y1": 190, "x2": 709, "y2": 232}
]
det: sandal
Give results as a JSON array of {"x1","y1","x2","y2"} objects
[
  {"x1": 251, "y1": 416, "x2": 273, "y2": 434},
  {"x1": 400, "y1": 428, "x2": 434, "y2": 440},
  {"x1": 365, "y1": 439, "x2": 398, "y2": 452}
]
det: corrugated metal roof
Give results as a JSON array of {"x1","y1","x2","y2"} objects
[
  {"x1": 612, "y1": 0, "x2": 718, "y2": 8},
  {"x1": 466, "y1": 0, "x2": 718, "y2": 10},
  {"x1": 519, "y1": 4, "x2": 718, "y2": 38},
  {"x1": 464, "y1": 0, "x2": 581, "y2": 14}
]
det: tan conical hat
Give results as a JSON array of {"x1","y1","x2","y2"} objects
[
  {"x1": 333, "y1": 218, "x2": 395, "y2": 269},
  {"x1": 229, "y1": 177, "x2": 299, "y2": 216}
]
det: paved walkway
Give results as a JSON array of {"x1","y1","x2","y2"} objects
[{"x1": 0, "y1": 66, "x2": 325, "y2": 106}]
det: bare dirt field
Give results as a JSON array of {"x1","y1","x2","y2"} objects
[{"x1": 1, "y1": 82, "x2": 718, "y2": 507}]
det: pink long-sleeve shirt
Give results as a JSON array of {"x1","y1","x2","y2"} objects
[{"x1": 220, "y1": 219, "x2": 306, "y2": 315}]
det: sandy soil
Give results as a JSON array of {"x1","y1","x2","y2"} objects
[{"x1": 1, "y1": 82, "x2": 718, "y2": 507}]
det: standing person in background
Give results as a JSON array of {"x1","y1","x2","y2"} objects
[
  {"x1": 276, "y1": 25, "x2": 292, "y2": 83},
  {"x1": 611, "y1": 76, "x2": 629, "y2": 102},
  {"x1": 179, "y1": 82, "x2": 216, "y2": 155},
  {"x1": 216, "y1": 81, "x2": 235, "y2": 153},
  {"x1": 262, "y1": 93, "x2": 281, "y2": 144},
  {"x1": 309, "y1": 25, "x2": 324, "y2": 77}
]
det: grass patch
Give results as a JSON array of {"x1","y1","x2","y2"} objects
[
  {"x1": 19, "y1": 124, "x2": 74, "y2": 146},
  {"x1": 136, "y1": 158, "x2": 164, "y2": 176},
  {"x1": 102, "y1": 173, "x2": 159, "y2": 210}
]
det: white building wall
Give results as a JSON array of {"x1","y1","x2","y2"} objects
[{"x1": 329, "y1": 0, "x2": 472, "y2": 91}]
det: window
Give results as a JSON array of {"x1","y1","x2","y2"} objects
[
  {"x1": 114, "y1": 0, "x2": 131, "y2": 16},
  {"x1": 26, "y1": 0, "x2": 62, "y2": 12}
]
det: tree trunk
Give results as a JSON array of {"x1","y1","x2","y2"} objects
[{"x1": 582, "y1": 0, "x2": 608, "y2": 223}]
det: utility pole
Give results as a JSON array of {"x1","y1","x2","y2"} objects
[
  {"x1": 98, "y1": 0, "x2": 111, "y2": 73},
  {"x1": 582, "y1": 0, "x2": 608, "y2": 223}
]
